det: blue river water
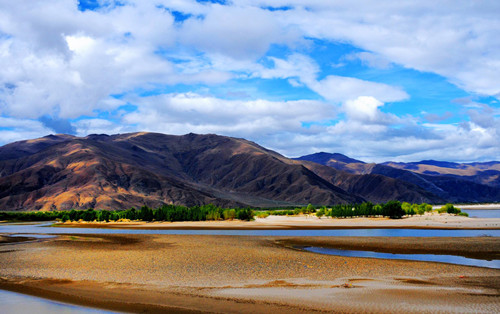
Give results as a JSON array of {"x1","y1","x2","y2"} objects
[
  {"x1": 462, "y1": 209, "x2": 500, "y2": 219},
  {"x1": 0, "y1": 222, "x2": 499, "y2": 237},
  {"x1": 0, "y1": 289, "x2": 117, "y2": 314},
  {"x1": 303, "y1": 247, "x2": 500, "y2": 269}
]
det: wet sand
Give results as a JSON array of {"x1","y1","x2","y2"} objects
[
  {"x1": 55, "y1": 213, "x2": 500, "y2": 229},
  {"x1": 0, "y1": 233, "x2": 499, "y2": 313}
]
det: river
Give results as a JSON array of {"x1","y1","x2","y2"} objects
[{"x1": 1, "y1": 222, "x2": 499, "y2": 237}]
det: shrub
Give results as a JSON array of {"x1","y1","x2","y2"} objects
[
  {"x1": 256, "y1": 212, "x2": 269, "y2": 218},
  {"x1": 235, "y1": 208, "x2": 254, "y2": 221},
  {"x1": 223, "y1": 209, "x2": 236, "y2": 220}
]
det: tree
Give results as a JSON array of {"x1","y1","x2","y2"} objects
[
  {"x1": 316, "y1": 206, "x2": 326, "y2": 218},
  {"x1": 382, "y1": 201, "x2": 405, "y2": 219},
  {"x1": 439, "y1": 203, "x2": 460, "y2": 214},
  {"x1": 139, "y1": 205, "x2": 153, "y2": 221}
]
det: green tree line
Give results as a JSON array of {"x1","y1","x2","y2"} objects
[
  {"x1": 258, "y1": 201, "x2": 467, "y2": 219},
  {"x1": 0, "y1": 202, "x2": 467, "y2": 222},
  {"x1": 0, "y1": 204, "x2": 254, "y2": 222}
]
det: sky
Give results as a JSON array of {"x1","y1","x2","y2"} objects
[{"x1": 0, "y1": 0, "x2": 499, "y2": 162}]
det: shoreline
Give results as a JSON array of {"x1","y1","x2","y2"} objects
[
  {"x1": 53, "y1": 213, "x2": 500, "y2": 230},
  {"x1": 1, "y1": 233, "x2": 499, "y2": 313}
]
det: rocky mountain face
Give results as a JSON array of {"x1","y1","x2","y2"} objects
[
  {"x1": 0, "y1": 133, "x2": 364, "y2": 211},
  {"x1": 296, "y1": 153, "x2": 500, "y2": 203}
]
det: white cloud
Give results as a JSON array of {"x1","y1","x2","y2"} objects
[
  {"x1": 309, "y1": 75, "x2": 408, "y2": 103},
  {"x1": 0, "y1": 0, "x2": 499, "y2": 163},
  {"x1": 0, "y1": 117, "x2": 53, "y2": 144},
  {"x1": 74, "y1": 118, "x2": 132, "y2": 136},
  {"x1": 0, "y1": 1, "x2": 231, "y2": 120},
  {"x1": 342, "y1": 96, "x2": 396, "y2": 124},
  {"x1": 258, "y1": 54, "x2": 319, "y2": 85},
  {"x1": 179, "y1": 4, "x2": 297, "y2": 60},
  {"x1": 121, "y1": 92, "x2": 335, "y2": 137},
  {"x1": 268, "y1": 1, "x2": 500, "y2": 97},
  {"x1": 344, "y1": 52, "x2": 391, "y2": 69}
]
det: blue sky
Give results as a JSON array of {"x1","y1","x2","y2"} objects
[{"x1": 0, "y1": 0, "x2": 499, "y2": 162}]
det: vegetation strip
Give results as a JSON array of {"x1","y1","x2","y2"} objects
[{"x1": 0, "y1": 202, "x2": 467, "y2": 222}]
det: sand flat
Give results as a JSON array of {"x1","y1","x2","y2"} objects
[
  {"x1": 0, "y1": 233, "x2": 499, "y2": 313},
  {"x1": 56, "y1": 213, "x2": 500, "y2": 229}
]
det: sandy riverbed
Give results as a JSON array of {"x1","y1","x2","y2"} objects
[
  {"x1": 55, "y1": 213, "x2": 500, "y2": 230},
  {"x1": 0, "y1": 233, "x2": 499, "y2": 313}
]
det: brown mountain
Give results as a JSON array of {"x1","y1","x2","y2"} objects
[
  {"x1": 383, "y1": 160, "x2": 500, "y2": 188},
  {"x1": 297, "y1": 152, "x2": 500, "y2": 203},
  {"x1": 295, "y1": 160, "x2": 445, "y2": 204},
  {"x1": 0, "y1": 132, "x2": 363, "y2": 211}
]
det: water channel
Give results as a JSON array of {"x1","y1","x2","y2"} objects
[
  {"x1": 0, "y1": 289, "x2": 117, "y2": 314},
  {"x1": 1, "y1": 222, "x2": 499, "y2": 237},
  {"x1": 302, "y1": 246, "x2": 500, "y2": 269},
  {"x1": 462, "y1": 209, "x2": 500, "y2": 219}
]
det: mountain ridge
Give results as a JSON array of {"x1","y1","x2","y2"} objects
[
  {"x1": 0, "y1": 132, "x2": 363, "y2": 211},
  {"x1": 295, "y1": 152, "x2": 500, "y2": 203},
  {"x1": 2, "y1": 133, "x2": 497, "y2": 211}
]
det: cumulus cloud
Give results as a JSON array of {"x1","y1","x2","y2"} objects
[
  {"x1": 269, "y1": 1, "x2": 500, "y2": 97},
  {"x1": 309, "y1": 75, "x2": 408, "y2": 103},
  {"x1": 0, "y1": 1, "x2": 231, "y2": 120},
  {"x1": 121, "y1": 92, "x2": 335, "y2": 137},
  {"x1": 342, "y1": 96, "x2": 397, "y2": 124},
  {"x1": 180, "y1": 5, "x2": 295, "y2": 60}
]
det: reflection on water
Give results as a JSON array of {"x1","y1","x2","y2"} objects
[
  {"x1": 0, "y1": 289, "x2": 117, "y2": 313},
  {"x1": 0, "y1": 223, "x2": 499, "y2": 237},
  {"x1": 462, "y1": 209, "x2": 500, "y2": 219},
  {"x1": 303, "y1": 247, "x2": 500, "y2": 269}
]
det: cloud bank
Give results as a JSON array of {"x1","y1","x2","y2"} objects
[{"x1": 0, "y1": 0, "x2": 499, "y2": 162}]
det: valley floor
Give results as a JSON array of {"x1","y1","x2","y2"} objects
[
  {"x1": 56, "y1": 213, "x2": 500, "y2": 230},
  {"x1": 0, "y1": 233, "x2": 499, "y2": 313}
]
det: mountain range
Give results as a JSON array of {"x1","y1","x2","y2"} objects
[
  {"x1": 0, "y1": 132, "x2": 498, "y2": 211},
  {"x1": 296, "y1": 152, "x2": 500, "y2": 203}
]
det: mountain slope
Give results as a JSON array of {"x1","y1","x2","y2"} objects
[
  {"x1": 297, "y1": 152, "x2": 500, "y2": 203},
  {"x1": 0, "y1": 133, "x2": 363, "y2": 211},
  {"x1": 297, "y1": 160, "x2": 445, "y2": 204},
  {"x1": 296, "y1": 152, "x2": 368, "y2": 174}
]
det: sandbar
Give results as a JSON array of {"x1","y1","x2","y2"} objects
[
  {"x1": 1, "y1": 233, "x2": 499, "y2": 313},
  {"x1": 55, "y1": 213, "x2": 500, "y2": 230}
]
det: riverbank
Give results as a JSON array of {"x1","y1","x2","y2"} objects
[
  {"x1": 54, "y1": 213, "x2": 500, "y2": 230},
  {"x1": 0, "y1": 233, "x2": 499, "y2": 313}
]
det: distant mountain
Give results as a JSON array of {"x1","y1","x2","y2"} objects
[
  {"x1": 297, "y1": 152, "x2": 500, "y2": 203},
  {"x1": 295, "y1": 159, "x2": 444, "y2": 204},
  {"x1": 298, "y1": 152, "x2": 365, "y2": 165},
  {"x1": 383, "y1": 160, "x2": 500, "y2": 188},
  {"x1": 0, "y1": 133, "x2": 363, "y2": 211},
  {"x1": 296, "y1": 152, "x2": 368, "y2": 174}
]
